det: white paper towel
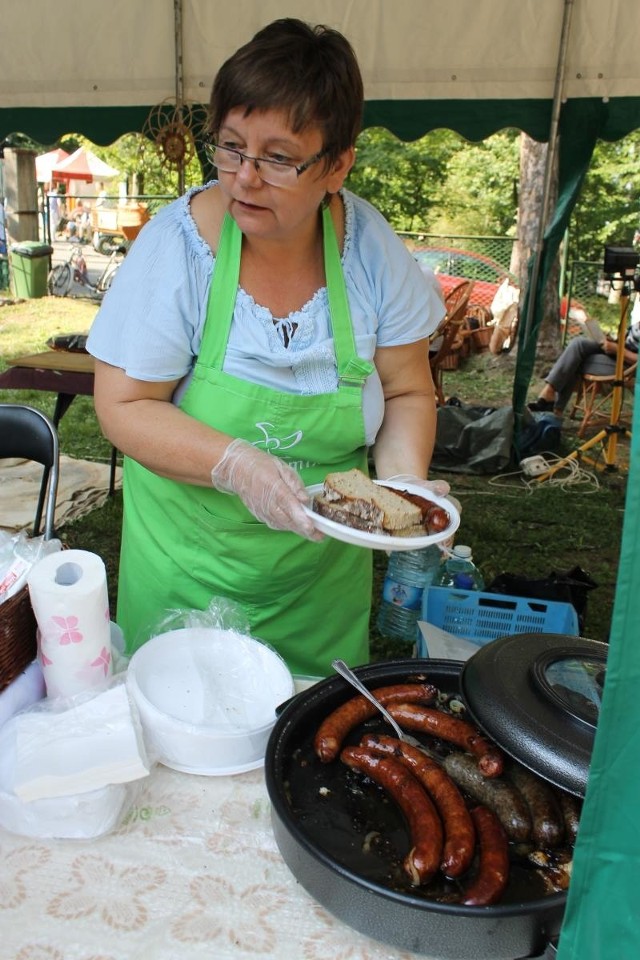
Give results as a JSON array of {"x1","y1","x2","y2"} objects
[{"x1": 27, "y1": 550, "x2": 112, "y2": 699}]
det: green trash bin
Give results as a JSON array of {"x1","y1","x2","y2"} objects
[
  {"x1": 0, "y1": 256, "x2": 9, "y2": 292},
  {"x1": 9, "y1": 241, "x2": 53, "y2": 298}
]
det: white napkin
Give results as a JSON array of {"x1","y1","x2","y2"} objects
[
  {"x1": 417, "y1": 620, "x2": 484, "y2": 661},
  {"x1": 12, "y1": 683, "x2": 150, "y2": 802}
]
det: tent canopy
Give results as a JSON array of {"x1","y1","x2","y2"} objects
[
  {"x1": 50, "y1": 147, "x2": 120, "y2": 183},
  {"x1": 35, "y1": 148, "x2": 69, "y2": 183},
  {"x1": 1, "y1": 0, "x2": 640, "y2": 146}
]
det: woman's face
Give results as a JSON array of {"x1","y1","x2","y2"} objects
[{"x1": 215, "y1": 107, "x2": 354, "y2": 243}]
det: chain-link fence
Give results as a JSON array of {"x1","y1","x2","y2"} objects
[{"x1": 399, "y1": 232, "x2": 515, "y2": 271}]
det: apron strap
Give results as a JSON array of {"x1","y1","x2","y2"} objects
[
  {"x1": 322, "y1": 205, "x2": 374, "y2": 386},
  {"x1": 201, "y1": 205, "x2": 374, "y2": 387},
  {"x1": 201, "y1": 212, "x2": 242, "y2": 369}
]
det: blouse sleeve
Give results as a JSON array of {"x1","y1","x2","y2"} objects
[
  {"x1": 344, "y1": 193, "x2": 446, "y2": 347},
  {"x1": 86, "y1": 199, "x2": 212, "y2": 382}
]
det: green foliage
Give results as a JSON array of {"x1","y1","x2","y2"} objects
[
  {"x1": 347, "y1": 127, "x2": 462, "y2": 231},
  {"x1": 568, "y1": 133, "x2": 640, "y2": 262}
]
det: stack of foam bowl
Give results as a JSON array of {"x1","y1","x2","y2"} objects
[{"x1": 126, "y1": 628, "x2": 294, "y2": 776}]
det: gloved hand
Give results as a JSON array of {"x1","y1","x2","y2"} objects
[
  {"x1": 382, "y1": 473, "x2": 454, "y2": 504},
  {"x1": 211, "y1": 438, "x2": 323, "y2": 541},
  {"x1": 382, "y1": 474, "x2": 462, "y2": 549}
]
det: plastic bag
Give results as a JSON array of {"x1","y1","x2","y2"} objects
[
  {"x1": 431, "y1": 403, "x2": 514, "y2": 474},
  {"x1": 0, "y1": 674, "x2": 150, "y2": 839}
]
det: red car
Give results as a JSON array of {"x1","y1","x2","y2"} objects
[
  {"x1": 409, "y1": 245, "x2": 518, "y2": 312},
  {"x1": 410, "y1": 244, "x2": 582, "y2": 324}
]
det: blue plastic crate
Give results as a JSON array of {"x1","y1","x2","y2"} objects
[{"x1": 419, "y1": 585, "x2": 579, "y2": 655}]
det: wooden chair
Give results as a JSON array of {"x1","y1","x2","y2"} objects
[
  {"x1": 429, "y1": 280, "x2": 475, "y2": 405},
  {"x1": 569, "y1": 362, "x2": 637, "y2": 437}
]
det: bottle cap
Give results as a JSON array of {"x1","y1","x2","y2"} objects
[{"x1": 452, "y1": 545, "x2": 472, "y2": 559}]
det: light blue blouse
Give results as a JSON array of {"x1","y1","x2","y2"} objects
[{"x1": 87, "y1": 184, "x2": 444, "y2": 446}]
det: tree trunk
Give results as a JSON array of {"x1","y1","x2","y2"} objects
[{"x1": 513, "y1": 133, "x2": 561, "y2": 365}]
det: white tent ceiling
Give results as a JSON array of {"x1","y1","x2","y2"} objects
[{"x1": 2, "y1": 0, "x2": 639, "y2": 114}]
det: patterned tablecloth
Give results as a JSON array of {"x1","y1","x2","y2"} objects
[{"x1": 1, "y1": 761, "x2": 434, "y2": 960}]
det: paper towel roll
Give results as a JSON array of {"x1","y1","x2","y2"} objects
[{"x1": 27, "y1": 550, "x2": 112, "y2": 699}]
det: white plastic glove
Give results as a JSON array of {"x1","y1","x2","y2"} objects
[
  {"x1": 382, "y1": 474, "x2": 462, "y2": 550},
  {"x1": 211, "y1": 438, "x2": 323, "y2": 541}
]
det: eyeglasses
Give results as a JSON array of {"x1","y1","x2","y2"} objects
[{"x1": 204, "y1": 142, "x2": 328, "y2": 188}]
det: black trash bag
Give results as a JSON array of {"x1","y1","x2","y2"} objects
[
  {"x1": 431, "y1": 403, "x2": 514, "y2": 474},
  {"x1": 485, "y1": 566, "x2": 598, "y2": 634}
]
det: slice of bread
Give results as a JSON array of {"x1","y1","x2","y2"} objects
[{"x1": 315, "y1": 468, "x2": 422, "y2": 533}]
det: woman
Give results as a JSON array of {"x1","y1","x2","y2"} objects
[
  {"x1": 529, "y1": 309, "x2": 640, "y2": 417},
  {"x1": 87, "y1": 18, "x2": 445, "y2": 677}
]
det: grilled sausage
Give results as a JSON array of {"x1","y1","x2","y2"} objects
[
  {"x1": 387, "y1": 703, "x2": 504, "y2": 777},
  {"x1": 314, "y1": 683, "x2": 438, "y2": 762},
  {"x1": 425, "y1": 505, "x2": 450, "y2": 533},
  {"x1": 462, "y1": 806, "x2": 510, "y2": 906},
  {"x1": 505, "y1": 761, "x2": 565, "y2": 848},
  {"x1": 360, "y1": 733, "x2": 476, "y2": 878},
  {"x1": 443, "y1": 751, "x2": 532, "y2": 842},
  {"x1": 556, "y1": 789, "x2": 582, "y2": 845},
  {"x1": 340, "y1": 746, "x2": 443, "y2": 885}
]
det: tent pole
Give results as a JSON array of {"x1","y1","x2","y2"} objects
[
  {"x1": 522, "y1": 0, "x2": 575, "y2": 344},
  {"x1": 174, "y1": 0, "x2": 185, "y2": 195}
]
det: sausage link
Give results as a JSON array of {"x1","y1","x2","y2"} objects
[
  {"x1": 340, "y1": 746, "x2": 443, "y2": 885},
  {"x1": 556, "y1": 789, "x2": 582, "y2": 845},
  {"x1": 443, "y1": 751, "x2": 532, "y2": 843},
  {"x1": 387, "y1": 702, "x2": 504, "y2": 777},
  {"x1": 360, "y1": 733, "x2": 476, "y2": 878},
  {"x1": 314, "y1": 683, "x2": 438, "y2": 762},
  {"x1": 462, "y1": 806, "x2": 510, "y2": 906},
  {"x1": 505, "y1": 762, "x2": 565, "y2": 848}
]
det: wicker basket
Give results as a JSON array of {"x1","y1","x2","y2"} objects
[
  {"x1": 440, "y1": 350, "x2": 461, "y2": 370},
  {"x1": 471, "y1": 325, "x2": 493, "y2": 352},
  {"x1": 0, "y1": 584, "x2": 37, "y2": 693}
]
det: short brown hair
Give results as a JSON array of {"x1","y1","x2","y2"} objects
[{"x1": 208, "y1": 18, "x2": 363, "y2": 167}]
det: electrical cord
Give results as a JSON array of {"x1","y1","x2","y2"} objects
[{"x1": 488, "y1": 452, "x2": 601, "y2": 494}]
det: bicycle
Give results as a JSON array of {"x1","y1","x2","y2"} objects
[{"x1": 47, "y1": 242, "x2": 127, "y2": 298}]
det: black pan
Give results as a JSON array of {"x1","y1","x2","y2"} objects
[{"x1": 265, "y1": 658, "x2": 566, "y2": 960}]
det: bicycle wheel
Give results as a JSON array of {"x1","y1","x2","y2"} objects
[{"x1": 48, "y1": 263, "x2": 72, "y2": 297}]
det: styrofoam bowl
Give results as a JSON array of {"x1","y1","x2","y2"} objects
[
  {"x1": 0, "y1": 717, "x2": 129, "y2": 839},
  {"x1": 126, "y1": 628, "x2": 294, "y2": 776}
]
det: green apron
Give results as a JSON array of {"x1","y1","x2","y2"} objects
[{"x1": 117, "y1": 206, "x2": 375, "y2": 678}]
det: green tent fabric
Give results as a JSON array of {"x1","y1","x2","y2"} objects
[
  {"x1": 556, "y1": 373, "x2": 640, "y2": 959},
  {"x1": 512, "y1": 97, "x2": 640, "y2": 455}
]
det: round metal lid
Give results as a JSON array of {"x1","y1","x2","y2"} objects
[{"x1": 460, "y1": 632, "x2": 608, "y2": 797}]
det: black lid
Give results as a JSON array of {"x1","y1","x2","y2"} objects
[{"x1": 461, "y1": 632, "x2": 608, "y2": 797}]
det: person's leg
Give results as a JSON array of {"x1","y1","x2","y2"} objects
[{"x1": 530, "y1": 338, "x2": 606, "y2": 413}]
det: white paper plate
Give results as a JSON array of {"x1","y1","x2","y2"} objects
[{"x1": 303, "y1": 479, "x2": 460, "y2": 551}]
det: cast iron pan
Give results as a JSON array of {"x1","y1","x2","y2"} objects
[{"x1": 265, "y1": 658, "x2": 566, "y2": 960}]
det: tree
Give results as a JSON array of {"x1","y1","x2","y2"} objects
[{"x1": 347, "y1": 128, "x2": 462, "y2": 231}]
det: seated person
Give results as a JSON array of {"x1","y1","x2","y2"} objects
[{"x1": 529, "y1": 305, "x2": 640, "y2": 417}]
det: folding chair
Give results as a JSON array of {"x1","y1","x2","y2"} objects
[
  {"x1": 570, "y1": 362, "x2": 637, "y2": 437},
  {"x1": 0, "y1": 403, "x2": 60, "y2": 539}
]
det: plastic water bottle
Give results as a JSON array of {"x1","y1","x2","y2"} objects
[
  {"x1": 433, "y1": 545, "x2": 485, "y2": 591},
  {"x1": 377, "y1": 546, "x2": 443, "y2": 645}
]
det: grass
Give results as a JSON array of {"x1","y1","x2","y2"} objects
[{"x1": 1, "y1": 296, "x2": 628, "y2": 659}]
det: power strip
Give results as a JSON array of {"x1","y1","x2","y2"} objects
[{"x1": 520, "y1": 455, "x2": 549, "y2": 477}]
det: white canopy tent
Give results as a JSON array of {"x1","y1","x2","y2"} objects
[{"x1": 2, "y1": 5, "x2": 640, "y2": 958}]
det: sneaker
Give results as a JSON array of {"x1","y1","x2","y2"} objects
[{"x1": 527, "y1": 398, "x2": 555, "y2": 412}]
